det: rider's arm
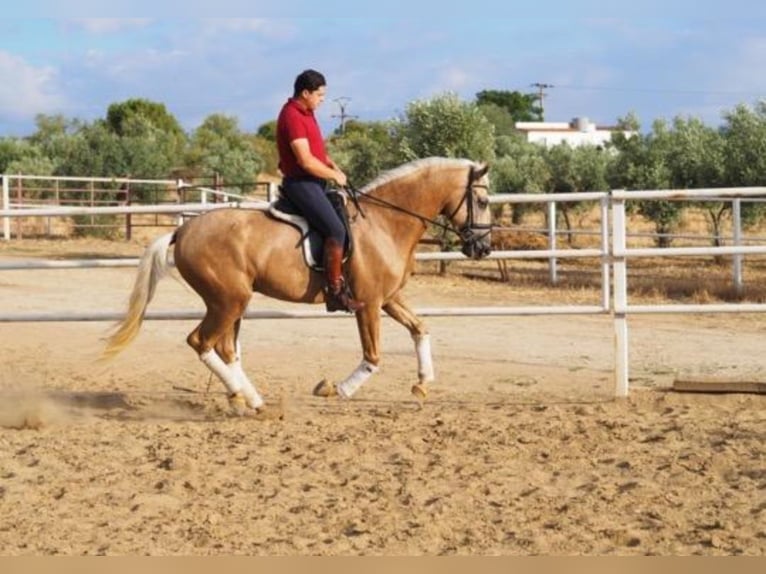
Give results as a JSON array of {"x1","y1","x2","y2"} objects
[{"x1": 290, "y1": 138, "x2": 347, "y2": 186}]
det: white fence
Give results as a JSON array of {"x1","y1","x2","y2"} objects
[
  {"x1": 2, "y1": 181, "x2": 766, "y2": 397},
  {"x1": 0, "y1": 174, "x2": 278, "y2": 240}
]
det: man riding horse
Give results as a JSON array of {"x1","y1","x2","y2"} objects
[{"x1": 275, "y1": 69, "x2": 364, "y2": 313}]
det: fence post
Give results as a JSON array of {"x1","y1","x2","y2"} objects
[
  {"x1": 124, "y1": 182, "x2": 132, "y2": 241},
  {"x1": 611, "y1": 192, "x2": 629, "y2": 397},
  {"x1": 89, "y1": 180, "x2": 95, "y2": 229},
  {"x1": 176, "y1": 179, "x2": 185, "y2": 227},
  {"x1": 600, "y1": 194, "x2": 610, "y2": 311},
  {"x1": 16, "y1": 175, "x2": 22, "y2": 239},
  {"x1": 732, "y1": 198, "x2": 743, "y2": 296},
  {"x1": 547, "y1": 200, "x2": 558, "y2": 284},
  {"x1": 2, "y1": 175, "x2": 9, "y2": 241},
  {"x1": 214, "y1": 173, "x2": 222, "y2": 203}
]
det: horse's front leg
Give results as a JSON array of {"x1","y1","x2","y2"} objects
[
  {"x1": 382, "y1": 292, "x2": 433, "y2": 399},
  {"x1": 313, "y1": 305, "x2": 381, "y2": 399}
]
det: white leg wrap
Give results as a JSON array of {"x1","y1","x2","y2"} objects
[
  {"x1": 199, "y1": 349, "x2": 243, "y2": 395},
  {"x1": 230, "y1": 359, "x2": 264, "y2": 409},
  {"x1": 337, "y1": 360, "x2": 379, "y2": 399},
  {"x1": 414, "y1": 334, "x2": 434, "y2": 383}
]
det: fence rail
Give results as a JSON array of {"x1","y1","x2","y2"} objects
[{"x1": 1, "y1": 174, "x2": 278, "y2": 240}]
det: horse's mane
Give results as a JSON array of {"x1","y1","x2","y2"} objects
[{"x1": 360, "y1": 157, "x2": 475, "y2": 194}]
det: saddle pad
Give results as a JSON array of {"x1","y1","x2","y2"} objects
[{"x1": 267, "y1": 205, "x2": 324, "y2": 270}]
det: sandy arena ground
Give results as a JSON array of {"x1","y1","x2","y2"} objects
[{"x1": 0, "y1": 238, "x2": 763, "y2": 555}]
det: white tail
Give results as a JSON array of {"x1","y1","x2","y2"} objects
[{"x1": 103, "y1": 232, "x2": 174, "y2": 358}]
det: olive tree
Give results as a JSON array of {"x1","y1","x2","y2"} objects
[
  {"x1": 543, "y1": 143, "x2": 610, "y2": 245},
  {"x1": 609, "y1": 119, "x2": 678, "y2": 247},
  {"x1": 326, "y1": 120, "x2": 398, "y2": 186},
  {"x1": 721, "y1": 101, "x2": 766, "y2": 227},
  {"x1": 391, "y1": 92, "x2": 495, "y2": 163},
  {"x1": 663, "y1": 116, "x2": 727, "y2": 244},
  {"x1": 491, "y1": 134, "x2": 549, "y2": 224},
  {"x1": 186, "y1": 114, "x2": 264, "y2": 193}
]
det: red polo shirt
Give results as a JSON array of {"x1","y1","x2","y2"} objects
[{"x1": 276, "y1": 98, "x2": 330, "y2": 178}]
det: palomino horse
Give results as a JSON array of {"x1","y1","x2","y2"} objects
[{"x1": 104, "y1": 157, "x2": 492, "y2": 413}]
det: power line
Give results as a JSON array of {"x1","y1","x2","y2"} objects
[
  {"x1": 331, "y1": 97, "x2": 358, "y2": 134},
  {"x1": 549, "y1": 84, "x2": 764, "y2": 97},
  {"x1": 530, "y1": 82, "x2": 554, "y2": 118}
]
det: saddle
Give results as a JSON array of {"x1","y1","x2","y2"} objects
[{"x1": 267, "y1": 188, "x2": 354, "y2": 271}]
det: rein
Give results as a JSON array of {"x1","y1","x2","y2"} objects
[{"x1": 347, "y1": 167, "x2": 490, "y2": 240}]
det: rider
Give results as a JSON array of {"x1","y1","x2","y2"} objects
[{"x1": 276, "y1": 69, "x2": 364, "y2": 313}]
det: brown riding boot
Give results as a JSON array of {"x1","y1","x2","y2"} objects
[{"x1": 324, "y1": 238, "x2": 365, "y2": 313}]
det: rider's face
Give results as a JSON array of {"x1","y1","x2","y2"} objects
[{"x1": 302, "y1": 86, "x2": 326, "y2": 111}]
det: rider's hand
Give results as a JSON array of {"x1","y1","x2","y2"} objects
[{"x1": 333, "y1": 169, "x2": 348, "y2": 187}]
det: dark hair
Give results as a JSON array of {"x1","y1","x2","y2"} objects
[{"x1": 293, "y1": 69, "x2": 326, "y2": 98}]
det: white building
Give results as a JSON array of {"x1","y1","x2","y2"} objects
[{"x1": 514, "y1": 117, "x2": 634, "y2": 148}]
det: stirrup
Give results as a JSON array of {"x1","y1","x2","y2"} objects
[{"x1": 324, "y1": 284, "x2": 364, "y2": 313}]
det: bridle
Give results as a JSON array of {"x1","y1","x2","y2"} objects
[
  {"x1": 347, "y1": 166, "x2": 492, "y2": 247},
  {"x1": 445, "y1": 169, "x2": 492, "y2": 247}
]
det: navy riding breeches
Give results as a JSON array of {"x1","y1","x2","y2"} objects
[{"x1": 280, "y1": 177, "x2": 347, "y2": 245}]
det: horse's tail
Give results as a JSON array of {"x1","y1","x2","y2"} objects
[{"x1": 103, "y1": 232, "x2": 175, "y2": 359}]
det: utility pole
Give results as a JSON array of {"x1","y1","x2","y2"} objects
[
  {"x1": 530, "y1": 82, "x2": 554, "y2": 119},
  {"x1": 332, "y1": 97, "x2": 358, "y2": 134}
]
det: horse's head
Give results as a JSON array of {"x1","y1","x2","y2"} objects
[{"x1": 444, "y1": 162, "x2": 492, "y2": 259}]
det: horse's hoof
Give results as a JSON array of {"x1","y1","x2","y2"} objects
[
  {"x1": 228, "y1": 392, "x2": 248, "y2": 416},
  {"x1": 313, "y1": 378, "x2": 337, "y2": 397},
  {"x1": 411, "y1": 383, "x2": 428, "y2": 400}
]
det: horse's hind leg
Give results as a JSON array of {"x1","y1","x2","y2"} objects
[
  {"x1": 383, "y1": 293, "x2": 434, "y2": 399},
  {"x1": 188, "y1": 301, "x2": 264, "y2": 412},
  {"x1": 214, "y1": 318, "x2": 263, "y2": 410}
]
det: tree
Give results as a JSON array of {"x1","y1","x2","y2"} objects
[
  {"x1": 28, "y1": 114, "x2": 81, "y2": 167},
  {"x1": 543, "y1": 143, "x2": 610, "y2": 244},
  {"x1": 475, "y1": 90, "x2": 542, "y2": 121},
  {"x1": 615, "y1": 111, "x2": 641, "y2": 132},
  {"x1": 491, "y1": 134, "x2": 549, "y2": 224},
  {"x1": 256, "y1": 120, "x2": 277, "y2": 142},
  {"x1": 721, "y1": 102, "x2": 766, "y2": 227},
  {"x1": 1, "y1": 140, "x2": 56, "y2": 202},
  {"x1": 186, "y1": 114, "x2": 264, "y2": 192},
  {"x1": 250, "y1": 134, "x2": 278, "y2": 176},
  {"x1": 326, "y1": 120, "x2": 398, "y2": 186},
  {"x1": 608, "y1": 119, "x2": 679, "y2": 247},
  {"x1": 391, "y1": 92, "x2": 495, "y2": 163},
  {"x1": 663, "y1": 116, "x2": 727, "y2": 245},
  {"x1": 58, "y1": 116, "x2": 182, "y2": 182},
  {"x1": 478, "y1": 103, "x2": 517, "y2": 138},
  {"x1": 55, "y1": 121, "x2": 123, "y2": 177},
  {"x1": 0, "y1": 137, "x2": 38, "y2": 173},
  {"x1": 106, "y1": 99, "x2": 185, "y2": 139}
]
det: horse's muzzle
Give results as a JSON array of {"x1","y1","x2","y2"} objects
[{"x1": 461, "y1": 233, "x2": 492, "y2": 259}]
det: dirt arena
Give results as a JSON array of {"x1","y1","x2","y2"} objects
[{"x1": 0, "y1": 238, "x2": 763, "y2": 555}]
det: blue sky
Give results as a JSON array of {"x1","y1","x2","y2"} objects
[{"x1": 1, "y1": 12, "x2": 765, "y2": 138}]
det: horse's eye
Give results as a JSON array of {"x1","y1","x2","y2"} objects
[{"x1": 477, "y1": 198, "x2": 489, "y2": 209}]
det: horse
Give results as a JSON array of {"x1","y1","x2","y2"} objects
[{"x1": 104, "y1": 157, "x2": 492, "y2": 414}]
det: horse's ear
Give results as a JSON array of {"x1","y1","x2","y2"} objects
[{"x1": 473, "y1": 162, "x2": 489, "y2": 180}]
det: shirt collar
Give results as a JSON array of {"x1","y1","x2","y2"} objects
[{"x1": 288, "y1": 97, "x2": 312, "y2": 116}]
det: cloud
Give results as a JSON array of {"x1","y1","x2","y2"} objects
[
  {"x1": 0, "y1": 51, "x2": 66, "y2": 122},
  {"x1": 439, "y1": 66, "x2": 473, "y2": 92},
  {"x1": 67, "y1": 19, "x2": 152, "y2": 34},
  {"x1": 197, "y1": 18, "x2": 297, "y2": 40},
  {"x1": 83, "y1": 47, "x2": 187, "y2": 80}
]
